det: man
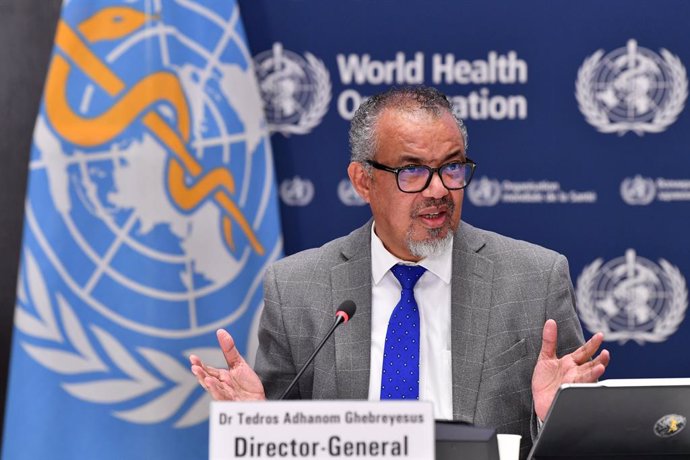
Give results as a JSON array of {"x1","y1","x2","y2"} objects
[{"x1": 190, "y1": 86, "x2": 609, "y2": 458}]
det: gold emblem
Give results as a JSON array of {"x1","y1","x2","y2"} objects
[
  {"x1": 654, "y1": 414, "x2": 686, "y2": 438},
  {"x1": 45, "y1": 7, "x2": 264, "y2": 256}
]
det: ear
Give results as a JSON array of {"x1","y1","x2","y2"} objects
[{"x1": 347, "y1": 161, "x2": 372, "y2": 204}]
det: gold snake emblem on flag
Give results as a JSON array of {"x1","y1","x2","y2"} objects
[{"x1": 44, "y1": 6, "x2": 264, "y2": 257}]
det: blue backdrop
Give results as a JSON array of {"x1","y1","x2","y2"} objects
[
  {"x1": 239, "y1": 0, "x2": 690, "y2": 379},
  {"x1": 3, "y1": 2, "x2": 689, "y2": 459}
]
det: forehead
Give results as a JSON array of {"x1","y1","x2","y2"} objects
[{"x1": 373, "y1": 108, "x2": 464, "y2": 164}]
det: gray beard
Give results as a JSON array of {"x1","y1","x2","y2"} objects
[
  {"x1": 405, "y1": 196, "x2": 456, "y2": 259},
  {"x1": 406, "y1": 229, "x2": 453, "y2": 259}
]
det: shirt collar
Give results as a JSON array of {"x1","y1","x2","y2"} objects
[{"x1": 370, "y1": 222, "x2": 453, "y2": 285}]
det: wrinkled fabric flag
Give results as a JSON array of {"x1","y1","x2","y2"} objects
[{"x1": 3, "y1": 1, "x2": 282, "y2": 458}]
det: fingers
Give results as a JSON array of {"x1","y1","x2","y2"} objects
[
  {"x1": 570, "y1": 332, "x2": 605, "y2": 365},
  {"x1": 588, "y1": 348, "x2": 610, "y2": 378},
  {"x1": 576, "y1": 353, "x2": 610, "y2": 382},
  {"x1": 538, "y1": 319, "x2": 558, "y2": 360},
  {"x1": 190, "y1": 362, "x2": 210, "y2": 389},
  {"x1": 592, "y1": 348, "x2": 610, "y2": 368},
  {"x1": 191, "y1": 362, "x2": 236, "y2": 397},
  {"x1": 189, "y1": 354, "x2": 206, "y2": 382},
  {"x1": 190, "y1": 332, "x2": 258, "y2": 401},
  {"x1": 217, "y1": 329, "x2": 245, "y2": 369},
  {"x1": 538, "y1": 320, "x2": 611, "y2": 381},
  {"x1": 205, "y1": 376, "x2": 233, "y2": 401},
  {"x1": 190, "y1": 354, "x2": 223, "y2": 390},
  {"x1": 569, "y1": 345, "x2": 610, "y2": 384},
  {"x1": 189, "y1": 354, "x2": 220, "y2": 376},
  {"x1": 576, "y1": 363, "x2": 605, "y2": 383}
]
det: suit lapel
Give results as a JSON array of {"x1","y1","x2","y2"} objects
[
  {"x1": 450, "y1": 222, "x2": 494, "y2": 423},
  {"x1": 332, "y1": 221, "x2": 373, "y2": 399},
  {"x1": 328, "y1": 219, "x2": 495, "y2": 413}
]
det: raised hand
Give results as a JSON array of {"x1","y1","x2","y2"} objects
[
  {"x1": 532, "y1": 319, "x2": 610, "y2": 421},
  {"x1": 189, "y1": 329, "x2": 266, "y2": 401}
]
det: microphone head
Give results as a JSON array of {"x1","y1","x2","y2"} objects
[{"x1": 335, "y1": 300, "x2": 356, "y2": 323}]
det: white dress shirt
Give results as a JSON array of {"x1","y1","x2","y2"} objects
[{"x1": 367, "y1": 224, "x2": 453, "y2": 420}]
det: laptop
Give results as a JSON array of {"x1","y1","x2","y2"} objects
[{"x1": 528, "y1": 378, "x2": 690, "y2": 459}]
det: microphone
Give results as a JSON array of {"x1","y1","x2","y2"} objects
[{"x1": 279, "y1": 300, "x2": 356, "y2": 400}]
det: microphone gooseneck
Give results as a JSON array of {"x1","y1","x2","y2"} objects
[{"x1": 279, "y1": 300, "x2": 357, "y2": 400}]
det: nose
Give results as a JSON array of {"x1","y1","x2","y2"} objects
[{"x1": 421, "y1": 170, "x2": 449, "y2": 199}]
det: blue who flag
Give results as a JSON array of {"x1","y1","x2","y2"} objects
[{"x1": 3, "y1": 1, "x2": 282, "y2": 459}]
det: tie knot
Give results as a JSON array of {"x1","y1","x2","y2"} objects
[{"x1": 390, "y1": 264, "x2": 426, "y2": 290}]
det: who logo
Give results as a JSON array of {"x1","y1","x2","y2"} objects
[
  {"x1": 280, "y1": 176, "x2": 315, "y2": 206},
  {"x1": 13, "y1": 2, "x2": 281, "y2": 430},
  {"x1": 467, "y1": 176, "x2": 501, "y2": 207},
  {"x1": 620, "y1": 175, "x2": 656, "y2": 205},
  {"x1": 254, "y1": 42, "x2": 332, "y2": 136},
  {"x1": 576, "y1": 39, "x2": 688, "y2": 136},
  {"x1": 338, "y1": 179, "x2": 367, "y2": 206},
  {"x1": 576, "y1": 250, "x2": 687, "y2": 345}
]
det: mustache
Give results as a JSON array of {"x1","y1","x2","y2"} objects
[{"x1": 411, "y1": 196, "x2": 455, "y2": 217}]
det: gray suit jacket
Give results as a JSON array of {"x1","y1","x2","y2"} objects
[{"x1": 255, "y1": 220, "x2": 584, "y2": 458}]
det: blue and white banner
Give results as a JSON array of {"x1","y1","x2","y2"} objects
[
  {"x1": 238, "y1": 0, "x2": 690, "y2": 380},
  {"x1": 3, "y1": 1, "x2": 281, "y2": 458}
]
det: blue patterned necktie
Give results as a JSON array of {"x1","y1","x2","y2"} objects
[{"x1": 380, "y1": 264, "x2": 427, "y2": 400}]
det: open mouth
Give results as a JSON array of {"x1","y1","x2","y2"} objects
[
  {"x1": 418, "y1": 210, "x2": 448, "y2": 227},
  {"x1": 413, "y1": 198, "x2": 455, "y2": 230}
]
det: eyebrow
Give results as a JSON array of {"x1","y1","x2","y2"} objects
[{"x1": 398, "y1": 150, "x2": 465, "y2": 165}]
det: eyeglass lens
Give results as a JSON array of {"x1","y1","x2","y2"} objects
[{"x1": 398, "y1": 163, "x2": 472, "y2": 192}]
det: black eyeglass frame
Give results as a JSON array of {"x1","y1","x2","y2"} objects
[{"x1": 365, "y1": 157, "x2": 477, "y2": 193}]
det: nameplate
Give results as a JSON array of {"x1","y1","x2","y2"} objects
[{"x1": 209, "y1": 400, "x2": 434, "y2": 460}]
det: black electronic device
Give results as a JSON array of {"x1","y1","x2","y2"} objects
[
  {"x1": 528, "y1": 378, "x2": 690, "y2": 459},
  {"x1": 435, "y1": 420, "x2": 500, "y2": 460}
]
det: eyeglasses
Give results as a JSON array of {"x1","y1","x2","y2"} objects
[{"x1": 365, "y1": 157, "x2": 477, "y2": 193}]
